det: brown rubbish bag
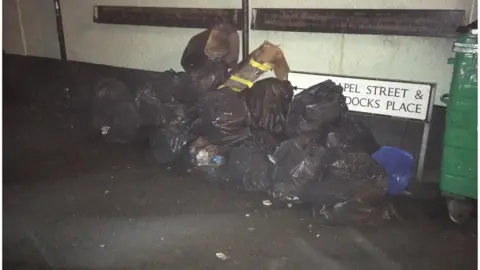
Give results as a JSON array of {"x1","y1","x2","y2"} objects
[
  {"x1": 181, "y1": 23, "x2": 239, "y2": 72},
  {"x1": 221, "y1": 41, "x2": 290, "y2": 92}
]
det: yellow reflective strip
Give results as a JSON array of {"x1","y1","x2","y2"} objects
[
  {"x1": 249, "y1": 59, "x2": 272, "y2": 71},
  {"x1": 229, "y1": 75, "x2": 254, "y2": 88},
  {"x1": 218, "y1": 84, "x2": 241, "y2": 92}
]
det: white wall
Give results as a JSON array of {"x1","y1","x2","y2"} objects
[
  {"x1": 19, "y1": 0, "x2": 61, "y2": 59},
  {"x1": 60, "y1": 0, "x2": 241, "y2": 71},
  {"x1": 3, "y1": 0, "x2": 60, "y2": 59},
  {"x1": 3, "y1": 0, "x2": 26, "y2": 55},
  {"x1": 4, "y1": 0, "x2": 477, "y2": 105}
]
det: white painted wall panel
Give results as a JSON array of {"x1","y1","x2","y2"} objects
[
  {"x1": 18, "y1": 0, "x2": 61, "y2": 59},
  {"x1": 3, "y1": 0, "x2": 26, "y2": 55},
  {"x1": 60, "y1": 0, "x2": 240, "y2": 71}
]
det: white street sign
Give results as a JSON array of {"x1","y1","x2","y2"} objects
[{"x1": 288, "y1": 73, "x2": 433, "y2": 121}]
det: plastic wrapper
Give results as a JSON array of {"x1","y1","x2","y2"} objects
[
  {"x1": 222, "y1": 41, "x2": 290, "y2": 92},
  {"x1": 325, "y1": 116, "x2": 380, "y2": 154},
  {"x1": 270, "y1": 137, "x2": 329, "y2": 202},
  {"x1": 181, "y1": 23, "x2": 239, "y2": 73},
  {"x1": 149, "y1": 124, "x2": 190, "y2": 164},
  {"x1": 228, "y1": 146, "x2": 274, "y2": 192},
  {"x1": 286, "y1": 80, "x2": 347, "y2": 137},
  {"x1": 187, "y1": 137, "x2": 231, "y2": 183},
  {"x1": 241, "y1": 78, "x2": 294, "y2": 134},
  {"x1": 91, "y1": 78, "x2": 140, "y2": 143},
  {"x1": 188, "y1": 137, "x2": 229, "y2": 167},
  {"x1": 192, "y1": 88, "x2": 251, "y2": 146},
  {"x1": 372, "y1": 146, "x2": 414, "y2": 195}
]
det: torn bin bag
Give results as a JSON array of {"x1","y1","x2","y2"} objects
[
  {"x1": 270, "y1": 137, "x2": 329, "y2": 202},
  {"x1": 92, "y1": 78, "x2": 140, "y2": 143},
  {"x1": 286, "y1": 80, "x2": 347, "y2": 137},
  {"x1": 325, "y1": 116, "x2": 380, "y2": 154},
  {"x1": 181, "y1": 23, "x2": 239, "y2": 73},
  {"x1": 228, "y1": 146, "x2": 274, "y2": 192},
  {"x1": 192, "y1": 88, "x2": 250, "y2": 146},
  {"x1": 241, "y1": 78, "x2": 294, "y2": 134}
]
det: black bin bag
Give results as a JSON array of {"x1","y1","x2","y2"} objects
[
  {"x1": 228, "y1": 146, "x2": 274, "y2": 192},
  {"x1": 325, "y1": 116, "x2": 380, "y2": 154},
  {"x1": 92, "y1": 78, "x2": 140, "y2": 143},
  {"x1": 149, "y1": 124, "x2": 190, "y2": 165},
  {"x1": 147, "y1": 103, "x2": 193, "y2": 165},
  {"x1": 286, "y1": 80, "x2": 347, "y2": 137},
  {"x1": 134, "y1": 70, "x2": 190, "y2": 126},
  {"x1": 300, "y1": 147, "x2": 387, "y2": 205},
  {"x1": 241, "y1": 78, "x2": 294, "y2": 135},
  {"x1": 191, "y1": 88, "x2": 251, "y2": 146},
  {"x1": 188, "y1": 60, "x2": 228, "y2": 94},
  {"x1": 174, "y1": 61, "x2": 228, "y2": 106},
  {"x1": 270, "y1": 137, "x2": 329, "y2": 202},
  {"x1": 301, "y1": 147, "x2": 388, "y2": 225}
]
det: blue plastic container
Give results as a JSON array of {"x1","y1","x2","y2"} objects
[{"x1": 371, "y1": 146, "x2": 415, "y2": 195}]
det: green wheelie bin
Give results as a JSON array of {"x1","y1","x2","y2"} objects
[{"x1": 440, "y1": 21, "x2": 478, "y2": 224}]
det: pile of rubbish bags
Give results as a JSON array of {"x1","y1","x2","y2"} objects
[{"x1": 91, "y1": 23, "x2": 394, "y2": 224}]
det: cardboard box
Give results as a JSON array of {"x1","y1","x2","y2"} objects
[{"x1": 222, "y1": 41, "x2": 290, "y2": 92}]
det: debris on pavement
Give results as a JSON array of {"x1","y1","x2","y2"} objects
[
  {"x1": 263, "y1": 200, "x2": 273, "y2": 206},
  {"x1": 215, "y1": 252, "x2": 230, "y2": 261}
]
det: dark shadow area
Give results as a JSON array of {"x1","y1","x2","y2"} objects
[{"x1": 3, "y1": 54, "x2": 476, "y2": 270}]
